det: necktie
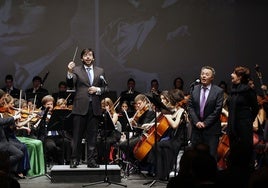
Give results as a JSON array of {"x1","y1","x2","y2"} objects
[
  {"x1": 200, "y1": 87, "x2": 207, "y2": 119},
  {"x1": 86, "y1": 67, "x2": 92, "y2": 85}
]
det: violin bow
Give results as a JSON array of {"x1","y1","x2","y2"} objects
[
  {"x1": 64, "y1": 93, "x2": 72, "y2": 104},
  {"x1": 123, "y1": 109, "x2": 133, "y2": 130},
  {"x1": 33, "y1": 94, "x2": 37, "y2": 111},
  {"x1": 255, "y1": 64, "x2": 266, "y2": 97},
  {"x1": 19, "y1": 90, "x2": 22, "y2": 110},
  {"x1": 41, "y1": 71, "x2": 49, "y2": 87}
]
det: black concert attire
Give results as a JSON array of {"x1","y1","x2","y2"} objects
[
  {"x1": 1, "y1": 87, "x2": 20, "y2": 99},
  {"x1": 119, "y1": 108, "x2": 155, "y2": 163},
  {"x1": 0, "y1": 116, "x2": 24, "y2": 174},
  {"x1": 3, "y1": 125, "x2": 30, "y2": 176},
  {"x1": 67, "y1": 63, "x2": 108, "y2": 168},
  {"x1": 227, "y1": 83, "x2": 259, "y2": 169},
  {"x1": 52, "y1": 91, "x2": 74, "y2": 106},
  {"x1": 147, "y1": 109, "x2": 187, "y2": 180},
  {"x1": 37, "y1": 109, "x2": 71, "y2": 165},
  {"x1": 25, "y1": 87, "x2": 49, "y2": 108},
  {"x1": 96, "y1": 112, "x2": 122, "y2": 164},
  {"x1": 119, "y1": 90, "x2": 140, "y2": 116}
]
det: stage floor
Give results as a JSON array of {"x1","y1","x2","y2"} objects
[{"x1": 19, "y1": 165, "x2": 168, "y2": 188}]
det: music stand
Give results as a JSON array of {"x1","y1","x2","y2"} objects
[
  {"x1": 47, "y1": 109, "x2": 72, "y2": 132},
  {"x1": 82, "y1": 111, "x2": 127, "y2": 187},
  {"x1": 119, "y1": 110, "x2": 141, "y2": 178},
  {"x1": 143, "y1": 93, "x2": 171, "y2": 187},
  {"x1": 47, "y1": 109, "x2": 72, "y2": 166}
]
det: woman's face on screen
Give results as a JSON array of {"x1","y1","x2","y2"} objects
[{"x1": 0, "y1": 0, "x2": 75, "y2": 58}]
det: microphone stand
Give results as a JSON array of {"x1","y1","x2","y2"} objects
[
  {"x1": 142, "y1": 106, "x2": 167, "y2": 187},
  {"x1": 29, "y1": 107, "x2": 51, "y2": 180},
  {"x1": 82, "y1": 112, "x2": 127, "y2": 187},
  {"x1": 142, "y1": 93, "x2": 170, "y2": 187}
]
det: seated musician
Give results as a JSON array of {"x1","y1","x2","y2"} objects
[
  {"x1": 12, "y1": 97, "x2": 46, "y2": 177},
  {"x1": 37, "y1": 95, "x2": 71, "y2": 165},
  {"x1": 147, "y1": 89, "x2": 188, "y2": 181},
  {"x1": 119, "y1": 94, "x2": 155, "y2": 165},
  {"x1": 96, "y1": 97, "x2": 122, "y2": 164},
  {"x1": 0, "y1": 94, "x2": 30, "y2": 178}
]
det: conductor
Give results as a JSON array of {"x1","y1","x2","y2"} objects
[{"x1": 67, "y1": 48, "x2": 108, "y2": 168}]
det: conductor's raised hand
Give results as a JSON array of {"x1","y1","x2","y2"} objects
[{"x1": 68, "y1": 61, "x2": 76, "y2": 73}]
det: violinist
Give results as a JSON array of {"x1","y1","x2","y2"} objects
[
  {"x1": 54, "y1": 98, "x2": 68, "y2": 110},
  {"x1": 13, "y1": 98, "x2": 46, "y2": 177},
  {"x1": 96, "y1": 97, "x2": 122, "y2": 164},
  {"x1": 52, "y1": 81, "x2": 74, "y2": 106},
  {"x1": 118, "y1": 100, "x2": 134, "y2": 133},
  {"x1": 119, "y1": 94, "x2": 155, "y2": 166},
  {"x1": 0, "y1": 93, "x2": 30, "y2": 178},
  {"x1": 0, "y1": 89, "x2": 24, "y2": 179}
]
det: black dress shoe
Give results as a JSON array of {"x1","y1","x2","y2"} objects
[
  {"x1": 87, "y1": 163, "x2": 100, "y2": 168},
  {"x1": 146, "y1": 172, "x2": 156, "y2": 177},
  {"x1": 70, "y1": 160, "x2": 79, "y2": 168}
]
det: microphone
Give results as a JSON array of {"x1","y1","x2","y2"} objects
[
  {"x1": 190, "y1": 79, "x2": 200, "y2": 88},
  {"x1": 100, "y1": 75, "x2": 108, "y2": 85}
]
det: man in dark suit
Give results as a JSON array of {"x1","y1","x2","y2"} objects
[
  {"x1": 67, "y1": 48, "x2": 108, "y2": 168},
  {"x1": 119, "y1": 78, "x2": 140, "y2": 115},
  {"x1": 1, "y1": 75, "x2": 20, "y2": 99},
  {"x1": 25, "y1": 76, "x2": 49, "y2": 108},
  {"x1": 188, "y1": 66, "x2": 224, "y2": 160}
]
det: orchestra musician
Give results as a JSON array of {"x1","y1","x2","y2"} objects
[
  {"x1": 147, "y1": 89, "x2": 188, "y2": 180},
  {"x1": 37, "y1": 95, "x2": 71, "y2": 165},
  {"x1": 119, "y1": 78, "x2": 140, "y2": 116},
  {"x1": 52, "y1": 81, "x2": 74, "y2": 106},
  {"x1": 119, "y1": 94, "x2": 155, "y2": 168},
  {"x1": 12, "y1": 97, "x2": 46, "y2": 177},
  {"x1": 248, "y1": 77, "x2": 268, "y2": 169},
  {"x1": 1, "y1": 74, "x2": 21, "y2": 99},
  {"x1": 0, "y1": 89, "x2": 24, "y2": 178},
  {"x1": 117, "y1": 100, "x2": 134, "y2": 133},
  {"x1": 96, "y1": 97, "x2": 122, "y2": 164},
  {"x1": 25, "y1": 76, "x2": 49, "y2": 108},
  {"x1": 0, "y1": 93, "x2": 30, "y2": 178}
]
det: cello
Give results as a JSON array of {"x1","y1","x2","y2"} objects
[
  {"x1": 133, "y1": 113, "x2": 169, "y2": 161},
  {"x1": 217, "y1": 133, "x2": 230, "y2": 170}
]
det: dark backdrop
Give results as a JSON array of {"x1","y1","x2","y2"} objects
[{"x1": 0, "y1": 0, "x2": 267, "y2": 97}]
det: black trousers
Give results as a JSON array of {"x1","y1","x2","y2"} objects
[{"x1": 71, "y1": 104, "x2": 99, "y2": 164}]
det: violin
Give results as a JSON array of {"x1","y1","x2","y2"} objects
[
  {"x1": 132, "y1": 105, "x2": 149, "y2": 124},
  {"x1": 0, "y1": 106, "x2": 14, "y2": 115},
  {"x1": 257, "y1": 95, "x2": 268, "y2": 106}
]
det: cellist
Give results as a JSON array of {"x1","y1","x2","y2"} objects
[
  {"x1": 147, "y1": 89, "x2": 188, "y2": 181},
  {"x1": 118, "y1": 94, "x2": 155, "y2": 167}
]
